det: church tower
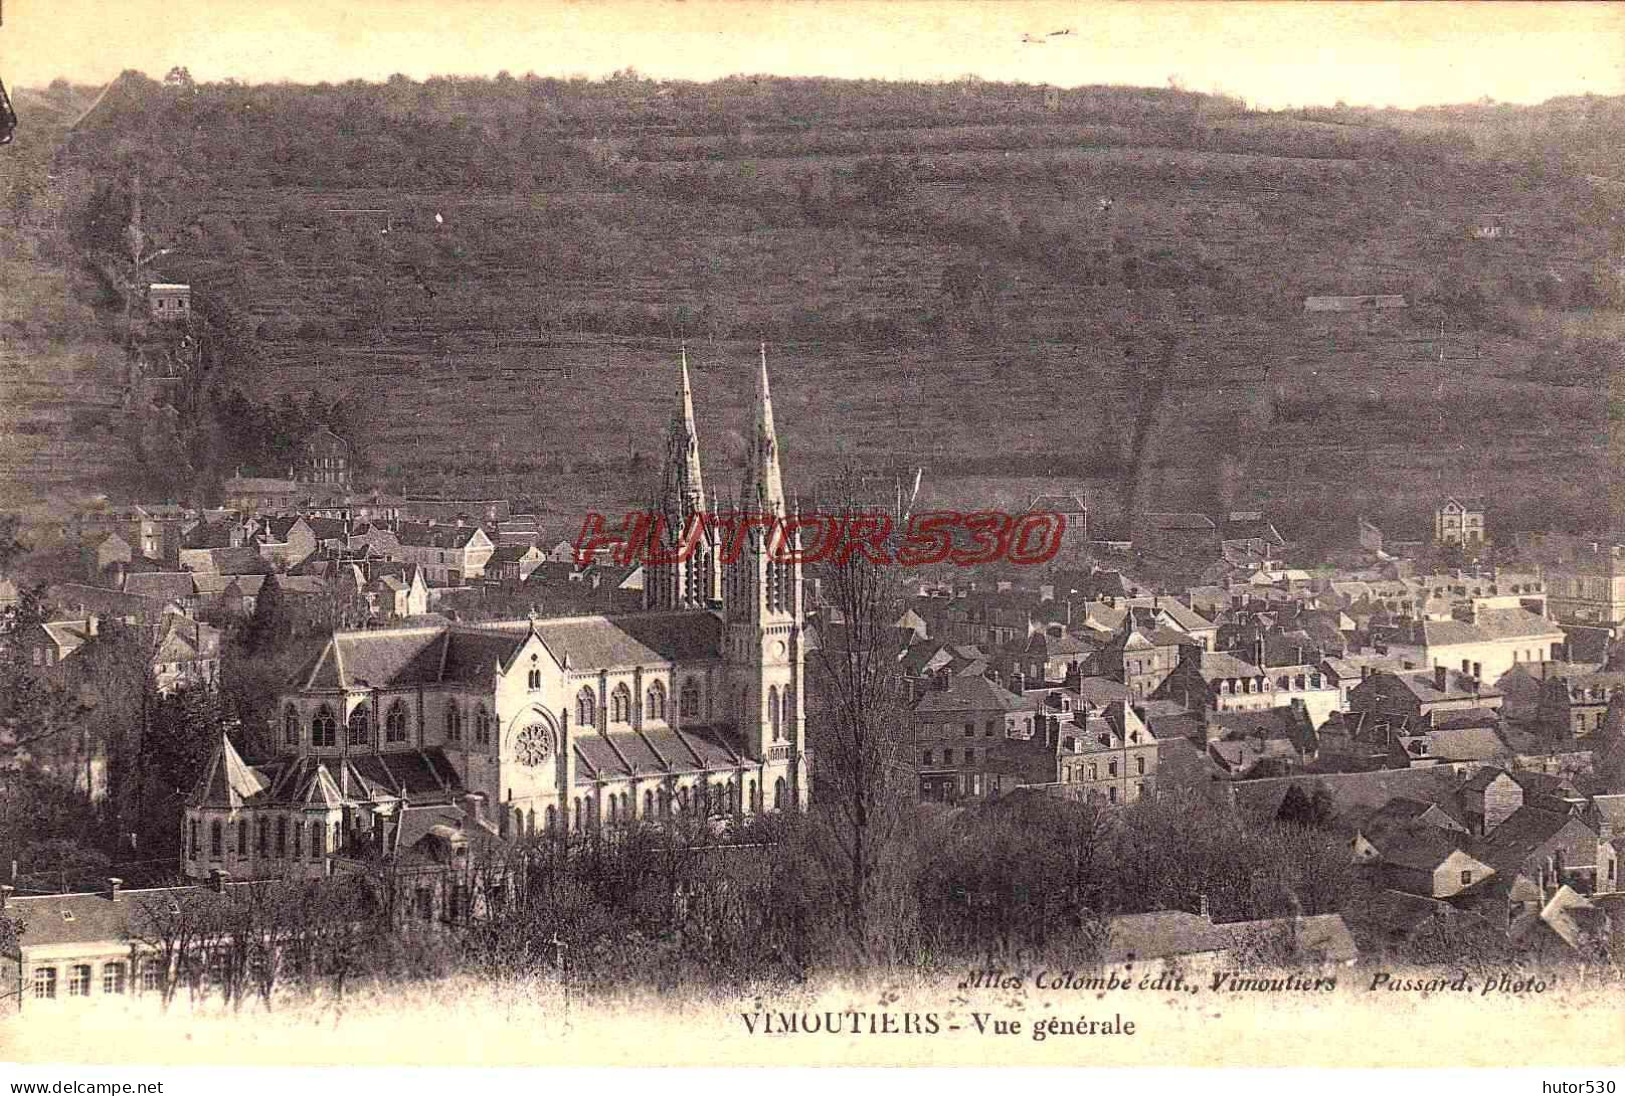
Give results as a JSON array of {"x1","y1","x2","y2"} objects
[
  {"x1": 724, "y1": 345, "x2": 806, "y2": 804},
  {"x1": 646, "y1": 346, "x2": 722, "y2": 611}
]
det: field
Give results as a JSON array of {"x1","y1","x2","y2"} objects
[{"x1": 6, "y1": 75, "x2": 1622, "y2": 540}]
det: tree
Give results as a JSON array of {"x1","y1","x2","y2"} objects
[
  {"x1": 804, "y1": 465, "x2": 916, "y2": 963},
  {"x1": 246, "y1": 575, "x2": 290, "y2": 654},
  {"x1": 0, "y1": 511, "x2": 29, "y2": 574}
]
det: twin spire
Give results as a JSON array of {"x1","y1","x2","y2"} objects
[{"x1": 660, "y1": 342, "x2": 785, "y2": 520}]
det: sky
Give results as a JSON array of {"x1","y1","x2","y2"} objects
[{"x1": 2, "y1": 0, "x2": 1622, "y2": 110}]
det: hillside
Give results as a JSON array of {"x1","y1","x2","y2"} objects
[{"x1": 25, "y1": 73, "x2": 1625, "y2": 540}]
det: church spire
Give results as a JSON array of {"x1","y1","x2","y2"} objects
[
  {"x1": 669, "y1": 343, "x2": 706, "y2": 508},
  {"x1": 743, "y1": 342, "x2": 786, "y2": 516},
  {"x1": 647, "y1": 344, "x2": 719, "y2": 611}
]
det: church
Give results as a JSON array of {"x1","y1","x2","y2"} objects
[{"x1": 184, "y1": 348, "x2": 809, "y2": 881}]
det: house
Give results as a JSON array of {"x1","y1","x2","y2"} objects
[
  {"x1": 1153, "y1": 650, "x2": 1273, "y2": 714},
  {"x1": 1132, "y1": 512, "x2": 1218, "y2": 559},
  {"x1": 1049, "y1": 700, "x2": 1159, "y2": 806},
  {"x1": 1027, "y1": 492, "x2": 1088, "y2": 558},
  {"x1": 1458, "y1": 768, "x2": 1582, "y2": 836},
  {"x1": 78, "y1": 505, "x2": 187, "y2": 565},
  {"x1": 397, "y1": 497, "x2": 512, "y2": 525},
  {"x1": 1350, "y1": 667, "x2": 1504, "y2": 735},
  {"x1": 1204, "y1": 703, "x2": 1319, "y2": 774},
  {"x1": 1542, "y1": 544, "x2": 1625, "y2": 625},
  {"x1": 146, "y1": 282, "x2": 191, "y2": 322},
  {"x1": 1351, "y1": 796, "x2": 1472, "y2": 863},
  {"x1": 1434, "y1": 496, "x2": 1486, "y2": 548},
  {"x1": 909, "y1": 674, "x2": 1038, "y2": 801},
  {"x1": 1479, "y1": 806, "x2": 1606, "y2": 895},
  {"x1": 223, "y1": 476, "x2": 301, "y2": 514},
  {"x1": 993, "y1": 626, "x2": 1095, "y2": 688},
  {"x1": 488, "y1": 544, "x2": 545, "y2": 585},
  {"x1": 1495, "y1": 661, "x2": 1599, "y2": 724},
  {"x1": 299, "y1": 425, "x2": 351, "y2": 488},
  {"x1": 388, "y1": 522, "x2": 496, "y2": 586},
  {"x1": 366, "y1": 566, "x2": 431, "y2": 620},
  {"x1": 1377, "y1": 827, "x2": 1496, "y2": 899},
  {"x1": 149, "y1": 615, "x2": 224, "y2": 694},
  {"x1": 1220, "y1": 512, "x2": 1286, "y2": 556},
  {"x1": 255, "y1": 516, "x2": 319, "y2": 570},
  {"x1": 1372, "y1": 607, "x2": 1564, "y2": 695},
  {"x1": 80, "y1": 531, "x2": 133, "y2": 584},
  {"x1": 122, "y1": 572, "x2": 199, "y2": 614},
  {"x1": 1535, "y1": 670, "x2": 1625, "y2": 740},
  {"x1": 1091, "y1": 621, "x2": 1197, "y2": 703},
  {"x1": 16, "y1": 618, "x2": 97, "y2": 671}
]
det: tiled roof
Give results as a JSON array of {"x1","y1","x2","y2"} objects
[
  {"x1": 914, "y1": 674, "x2": 1032, "y2": 714},
  {"x1": 1482, "y1": 806, "x2": 1591, "y2": 868},
  {"x1": 1380, "y1": 826, "x2": 1476, "y2": 872},
  {"x1": 124, "y1": 572, "x2": 197, "y2": 601},
  {"x1": 1198, "y1": 651, "x2": 1264, "y2": 680}
]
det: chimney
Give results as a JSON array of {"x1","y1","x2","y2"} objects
[
  {"x1": 1434, "y1": 665, "x2": 1448, "y2": 693},
  {"x1": 461, "y1": 791, "x2": 487, "y2": 826},
  {"x1": 86, "y1": 615, "x2": 99, "y2": 637},
  {"x1": 208, "y1": 868, "x2": 229, "y2": 894},
  {"x1": 107, "y1": 877, "x2": 123, "y2": 902}
]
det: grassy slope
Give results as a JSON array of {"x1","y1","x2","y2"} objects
[
  {"x1": 0, "y1": 83, "x2": 134, "y2": 522},
  {"x1": 30, "y1": 77, "x2": 1625, "y2": 539}
]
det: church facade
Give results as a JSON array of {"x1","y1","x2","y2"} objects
[{"x1": 184, "y1": 349, "x2": 809, "y2": 881}]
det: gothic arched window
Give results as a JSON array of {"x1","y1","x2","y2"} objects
[
  {"x1": 576, "y1": 687, "x2": 597, "y2": 727},
  {"x1": 347, "y1": 705, "x2": 369, "y2": 747},
  {"x1": 283, "y1": 705, "x2": 299, "y2": 746},
  {"x1": 445, "y1": 703, "x2": 463, "y2": 743},
  {"x1": 749, "y1": 779, "x2": 759, "y2": 812},
  {"x1": 608, "y1": 796, "x2": 618, "y2": 825},
  {"x1": 386, "y1": 701, "x2": 408, "y2": 743},
  {"x1": 312, "y1": 705, "x2": 337, "y2": 748},
  {"x1": 610, "y1": 683, "x2": 631, "y2": 724},
  {"x1": 678, "y1": 786, "x2": 690, "y2": 814},
  {"x1": 768, "y1": 686, "x2": 782, "y2": 741},
  {"x1": 527, "y1": 655, "x2": 541, "y2": 691},
  {"x1": 774, "y1": 777, "x2": 786, "y2": 810},
  {"x1": 644, "y1": 789, "x2": 654, "y2": 818},
  {"x1": 647, "y1": 680, "x2": 667, "y2": 722},
  {"x1": 545, "y1": 805, "x2": 557, "y2": 832},
  {"x1": 474, "y1": 705, "x2": 492, "y2": 745},
  {"x1": 680, "y1": 679, "x2": 700, "y2": 720}
]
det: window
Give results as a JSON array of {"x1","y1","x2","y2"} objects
[
  {"x1": 276, "y1": 817, "x2": 288, "y2": 858},
  {"x1": 312, "y1": 705, "x2": 337, "y2": 748},
  {"x1": 103, "y1": 962, "x2": 125, "y2": 995},
  {"x1": 611, "y1": 683, "x2": 631, "y2": 724},
  {"x1": 643, "y1": 790, "x2": 654, "y2": 818},
  {"x1": 68, "y1": 964, "x2": 91, "y2": 997},
  {"x1": 768, "y1": 686, "x2": 782, "y2": 741},
  {"x1": 189, "y1": 819, "x2": 200, "y2": 860},
  {"x1": 1460, "y1": 870, "x2": 1473, "y2": 886},
  {"x1": 923, "y1": 750, "x2": 934, "y2": 766},
  {"x1": 141, "y1": 959, "x2": 161, "y2": 993},
  {"x1": 386, "y1": 701, "x2": 407, "y2": 743},
  {"x1": 34, "y1": 967, "x2": 56, "y2": 1000},
  {"x1": 310, "y1": 821, "x2": 324, "y2": 860},
  {"x1": 292, "y1": 818, "x2": 303, "y2": 859},
  {"x1": 348, "y1": 705, "x2": 369, "y2": 747},
  {"x1": 284, "y1": 705, "x2": 299, "y2": 745},
  {"x1": 546, "y1": 804, "x2": 558, "y2": 832},
  {"x1": 1136, "y1": 756, "x2": 1146, "y2": 776},
  {"x1": 415, "y1": 887, "x2": 433, "y2": 921},
  {"x1": 527, "y1": 663, "x2": 541, "y2": 691},
  {"x1": 210, "y1": 820, "x2": 223, "y2": 859},
  {"x1": 1089, "y1": 764, "x2": 1098, "y2": 781},
  {"x1": 1108, "y1": 760, "x2": 1118, "y2": 778},
  {"x1": 985, "y1": 719, "x2": 996, "y2": 737},
  {"x1": 257, "y1": 817, "x2": 268, "y2": 857},
  {"x1": 774, "y1": 777, "x2": 786, "y2": 810},
  {"x1": 576, "y1": 687, "x2": 597, "y2": 727},
  {"x1": 237, "y1": 818, "x2": 248, "y2": 857},
  {"x1": 475, "y1": 705, "x2": 492, "y2": 745},
  {"x1": 445, "y1": 703, "x2": 463, "y2": 743},
  {"x1": 647, "y1": 680, "x2": 667, "y2": 722},
  {"x1": 681, "y1": 679, "x2": 701, "y2": 719},
  {"x1": 1108, "y1": 786, "x2": 1118, "y2": 804},
  {"x1": 678, "y1": 787, "x2": 690, "y2": 814},
  {"x1": 943, "y1": 748, "x2": 954, "y2": 765},
  {"x1": 964, "y1": 722, "x2": 975, "y2": 738}
]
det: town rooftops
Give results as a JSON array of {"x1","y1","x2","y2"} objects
[
  {"x1": 1139, "y1": 512, "x2": 1217, "y2": 531},
  {"x1": 123, "y1": 572, "x2": 197, "y2": 601}
]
